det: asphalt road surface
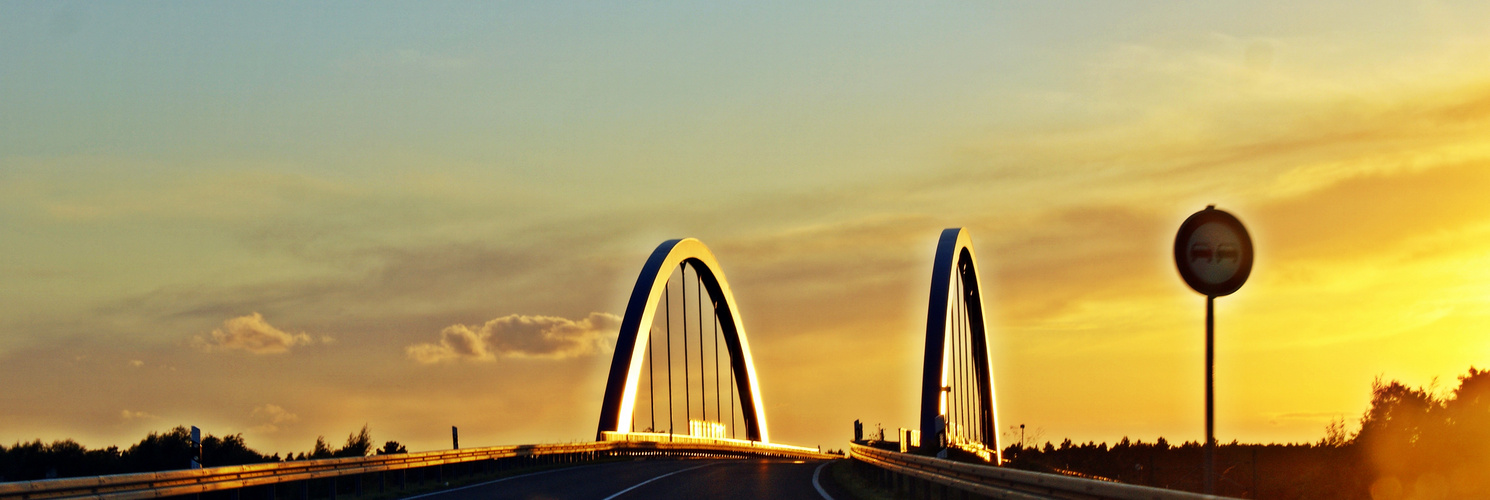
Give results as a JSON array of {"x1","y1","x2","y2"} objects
[{"x1": 404, "y1": 458, "x2": 853, "y2": 500}]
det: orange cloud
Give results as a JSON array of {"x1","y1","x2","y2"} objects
[
  {"x1": 406, "y1": 312, "x2": 621, "y2": 364},
  {"x1": 191, "y1": 313, "x2": 320, "y2": 354}
]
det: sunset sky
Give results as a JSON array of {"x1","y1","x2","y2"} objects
[{"x1": 4, "y1": 1, "x2": 1490, "y2": 456}]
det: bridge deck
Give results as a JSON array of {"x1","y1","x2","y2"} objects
[{"x1": 400, "y1": 458, "x2": 844, "y2": 500}]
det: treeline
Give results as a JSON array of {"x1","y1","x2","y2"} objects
[
  {"x1": 1003, "y1": 366, "x2": 1490, "y2": 500},
  {"x1": 1, "y1": 425, "x2": 408, "y2": 482}
]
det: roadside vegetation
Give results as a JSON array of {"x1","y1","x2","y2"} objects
[
  {"x1": 1002, "y1": 367, "x2": 1490, "y2": 499},
  {"x1": 0, "y1": 424, "x2": 404, "y2": 482}
]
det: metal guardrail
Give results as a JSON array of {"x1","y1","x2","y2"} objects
[
  {"x1": 0, "y1": 437, "x2": 834, "y2": 500},
  {"x1": 849, "y1": 443, "x2": 1239, "y2": 500}
]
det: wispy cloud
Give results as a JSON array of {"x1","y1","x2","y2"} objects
[
  {"x1": 120, "y1": 409, "x2": 158, "y2": 420},
  {"x1": 406, "y1": 312, "x2": 620, "y2": 364},
  {"x1": 250, "y1": 404, "x2": 300, "y2": 433},
  {"x1": 191, "y1": 313, "x2": 324, "y2": 354}
]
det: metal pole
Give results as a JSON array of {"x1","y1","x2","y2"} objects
[{"x1": 1204, "y1": 295, "x2": 1216, "y2": 494}]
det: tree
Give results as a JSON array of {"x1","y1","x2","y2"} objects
[
  {"x1": 202, "y1": 433, "x2": 269, "y2": 466},
  {"x1": 122, "y1": 427, "x2": 196, "y2": 472},
  {"x1": 377, "y1": 441, "x2": 408, "y2": 455},
  {"x1": 335, "y1": 425, "x2": 374, "y2": 458},
  {"x1": 310, "y1": 436, "x2": 334, "y2": 459}
]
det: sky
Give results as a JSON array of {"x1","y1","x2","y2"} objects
[{"x1": 3, "y1": 1, "x2": 1490, "y2": 456}]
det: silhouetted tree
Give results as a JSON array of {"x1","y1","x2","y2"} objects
[
  {"x1": 202, "y1": 433, "x2": 268, "y2": 467},
  {"x1": 121, "y1": 426, "x2": 196, "y2": 472},
  {"x1": 376, "y1": 441, "x2": 408, "y2": 455},
  {"x1": 1355, "y1": 367, "x2": 1490, "y2": 498},
  {"x1": 309, "y1": 436, "x2": 334, "y2": 459},
  {"x1": 335, "y1": 425, "x2": 374, "y2": 458}
]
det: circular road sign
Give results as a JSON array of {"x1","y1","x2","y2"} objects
[{"x1": 1174, "y1": 206, "x2": 1253, "y2": 297}]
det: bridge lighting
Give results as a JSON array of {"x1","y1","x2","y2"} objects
[{"x1": 688, "y1": 420, "x2": 726, "y2": 439}]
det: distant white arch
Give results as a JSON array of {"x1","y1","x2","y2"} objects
[{"x1": 919, "y1": 228, "x2": 1000, "y2": 461}]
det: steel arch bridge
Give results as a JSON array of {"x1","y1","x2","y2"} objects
[
  {"x1": 596, "y1": 238, "x2": 770, "y2": 443},
  {"x1": 919, "y1": 227, "x2": 1001, "y2": 462}
]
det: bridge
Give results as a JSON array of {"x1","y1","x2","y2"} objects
[{"x1": 1, "y1": 229, "x2": 1235, "y2": 500}]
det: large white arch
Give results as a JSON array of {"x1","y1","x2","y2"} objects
[
  {"x1": 919, "y1": 228, "x2": 1001, "y2": 462},
  {"x1": 596, "y1": 238, "x2": 770, "y2": 442}
]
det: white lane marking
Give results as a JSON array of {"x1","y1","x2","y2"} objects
[
  {"x1": 400, "y1": 464, "x2": 600, "y2": 500},
  {"x1": 812, "y1": 461, "x2": 836, "y2": 500},
  {"x1": 600, "y1": 462, "x2": 715, "y2": 500}
]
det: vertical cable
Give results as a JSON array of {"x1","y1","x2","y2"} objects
[
  {"x1": 968, "y1": 270, "x2": 977, "y2": 445},
  {"x1": 648, "y1": 330, "x2": 655, "y2": 433},
  {"x1": 666, "y1": 271, "x2": 674, "y2": 436},
  {"x1": 958, "y1": 267, "x2": 969, "y2": 443},
  {"x1": 697, "y1": 272, "x2": 706, "y2": 423},
  {"x1": 730, "y1": 353, "x2": 736, "y2": 439},
  {"x1": 948, "y1": 267, "x2": 958, "y2": 443},
  {"x1": 714, "y1": 306, "x2": 721, "y2": 425},
  {"x1": 949, "y1": 267, "x2": 959, "y2": 443},
  {"x1": 959, "y1": 267, "x2": 971, "y2": 443},
  {"x1": 682, "y1": 263, "x2": 690, "y2": 429},
  {"x1": 962, "y1": 269, "x2": 973, "y2": 445},
  {"x1": 955, "y1": 268, "x2": 965, "y2": 442},
  {"x1": 964, "y1": 269, "x2": 980, "y2": 447}
]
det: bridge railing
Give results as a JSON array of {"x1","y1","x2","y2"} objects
[
  {"x1": 1, "y1": 438, "x2": 834, "y2": 500},
  {"x1": 0, "y1": 441, "x2": 609, "y2": 500},
  {"x1": 849, "y1": 442, "x2": 1239, "y2": 500},
  {"x1": 598, "y1": 431, "x2": 831, "y2": 460}
]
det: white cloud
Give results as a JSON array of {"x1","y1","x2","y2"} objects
[
  {"x1": 406, "y1": 312, "x2": 620, "y2": 364},
  {"x1": 191, "y1": 313, "x2": 325, "y2": 354}
]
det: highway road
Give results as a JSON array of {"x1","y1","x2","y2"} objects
[{"x1": 404, "y1": 458, "x2": 852, "y2": 500}]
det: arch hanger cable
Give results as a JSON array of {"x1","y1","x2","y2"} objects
[{"x1": 597, "y1": 238, "x2": 769, "y2": 443}]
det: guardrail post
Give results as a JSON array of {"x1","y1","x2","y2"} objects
[
  {"x1": 299, "y1": 480, "x2": 309, "y2": 500},
  {"x1": 328, "y1": 478, "x2": 337, "y2": 500},
  {"x1": 355, "y1": 473, "x2": 363, "y2": 497}
]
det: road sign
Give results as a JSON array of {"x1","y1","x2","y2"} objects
[
  {"x1": 190, "y1": 426, "x2": 202, "y2": 469},
  {"x1": 1174, "y1": 206, "x2": 1252, "y2": 297},
  {"x1": 1173, "y1": 205, "x2": 1252, "y2": 495}
]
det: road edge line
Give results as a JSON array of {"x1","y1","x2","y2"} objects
[
  {"x1": 600, "y1": 463, "x2": 714, "y2": 500},
  {"x1": 812, "y1": 460, "x2": 836, "y2": 500}
]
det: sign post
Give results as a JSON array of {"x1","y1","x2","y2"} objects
[
  {"x1": 190, "y1": 426, "x2": 202, "y2": 470},
  {"x1": 1173, "y1": 205, "x2": 1252, "y2": 495}
]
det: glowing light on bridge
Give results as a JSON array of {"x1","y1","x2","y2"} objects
[{"x1": 689, "y1": 420, "x2": 727, "y2": 439}]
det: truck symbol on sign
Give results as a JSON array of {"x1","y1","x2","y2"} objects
[{"x1": 1190, "y1": 243, "x2": 1239, "y2": 264}]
